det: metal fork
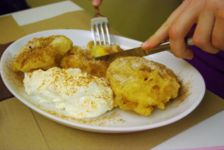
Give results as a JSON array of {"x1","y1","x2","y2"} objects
[{"x1": 91, "y1": 6, "x2": 112, "y2": 45}]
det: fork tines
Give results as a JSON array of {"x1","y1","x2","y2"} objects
[{"x1": 91, "y1": 16, "x2": 111, "y2": 46}]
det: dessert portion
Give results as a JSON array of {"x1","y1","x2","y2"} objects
[
  {"x1": 12, "y1": 35, "x2": 72, "y2": 72},
  {"x1": 87, "y1": 41, "x2": 123, "y2": 58},
  {"x1": 11, "y1": 36, "x2": 117, "y2": 119},
  {"x1": 60, "y1": 46, "x2": 109, "y2": 77},
  {"x1": 60, "y1": 41, "x2": 122, "y2": 77},
  {"x1": 12, "y1": 35, "x2": 181, "y2": 119},
  {"x1": 106, "y1": 57, "x2": 180, "y2": 116},
  {"x1": 24, "y1": 67, "x2": 113, "y2": 119}
]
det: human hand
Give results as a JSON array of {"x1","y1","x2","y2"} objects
[
  {"x1": 92, "y1": 0, "x2": 103, "y2": 7},
  {"x1": 142, "y1": 0, "x2": 224, "y2": 59}
]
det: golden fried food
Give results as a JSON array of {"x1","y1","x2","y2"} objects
[
  {"x1": 87, "y1": 41, "x2": 123, "y2": 57},
  {"x1": 106, "y1": 57, "x2": 180, "y2": 116},
  {"x1": 12, "y1": 35, "x2": 72, "y2": 72},
  {"x1": 60, "y1": 46, "x2": 109, "y2": 77}
]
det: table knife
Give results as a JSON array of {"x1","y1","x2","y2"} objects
[{"x1": 96, "y1": 38, "x2": 193, "y2": 61}]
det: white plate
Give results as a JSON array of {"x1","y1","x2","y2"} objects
[{"x1": 0, "y1": 29, "x2": 205, "y2": 133}]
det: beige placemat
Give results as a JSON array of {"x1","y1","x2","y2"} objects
[
  {"x1": 0, "y1": 11, "x2": 90, "y2": 44},
  {"x1": 0, "y1": 16, "x2": 24, "y2": 44},
  {"x1": 0, "y1": 91, "x2": 224, "y2": 150}
]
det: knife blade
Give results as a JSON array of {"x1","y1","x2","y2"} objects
[
  {"x1": 95, "y1": 41, "x2": 170, "y2": 61},
  {"x1": 95, "y1": 38, "x2": 193, "y2": 61}
]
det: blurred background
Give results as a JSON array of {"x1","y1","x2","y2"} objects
[{"x1": 0, "y1": 0, "x2": 181, "y2": 41}]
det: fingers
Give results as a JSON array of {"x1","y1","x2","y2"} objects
[
  {"x1": 143, "y1": 0, "x2": 223, "y2": 59},
  {"x1": 92, "y1": 0, "x2": 102, "y2": 7},
  {"x1": 168, "y1": 0, "x2": 204, "y2": 59},
  {"x1": 169, "y1": 38, "x2": 193, "y2": 59},
  {"x1": 193, "y1": 9, "x2": 219, "y2": 54},
  {"x1": 212, "y1": 10, "x2": 224, "y2": 50},
  {"x1": 142, "y1": 0, "x2": 191, "y2": 50}
]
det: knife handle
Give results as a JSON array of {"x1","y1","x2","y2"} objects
[
  {"x1": 145, "y1": 38, "x2": 193, "y2": 55},
  {"x1": 158, "y1": 38, "x2": 193, "y2": 49}
]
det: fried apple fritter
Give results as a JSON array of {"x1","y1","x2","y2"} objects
[
  {"x1": 87, "y1": 41, "x2": 123, "y2": 57},
  {"x1": 60, "y1": 46, "x2": 109, "y2": 77},
  {"x1": 106, "y1": 57, "x2": 180, "y2": 116},
  {"x1": 12, "y1": 35, "x2": 72, "y2": 72}
]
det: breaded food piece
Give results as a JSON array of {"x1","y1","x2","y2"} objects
[
  {"x1": 87, "y1": 41, "x2": 123, "y2": 57},
  {"x1": 106, "y1": 56, "x2": 180, "y2": 116},
  {"x1": 12, "y1": 35, "x2": 72, "y2": 72},
  {"x1": 60, "y1": 46, "x2": 109, "y2": 77}
]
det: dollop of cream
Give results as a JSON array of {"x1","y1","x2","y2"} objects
[{"x1": 23, "y1": 67, "x2": 113, "y2": 119}]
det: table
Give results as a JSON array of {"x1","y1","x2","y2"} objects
[{"x1": 0, "y1": 1, "x2": 224, "y2": 150}]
